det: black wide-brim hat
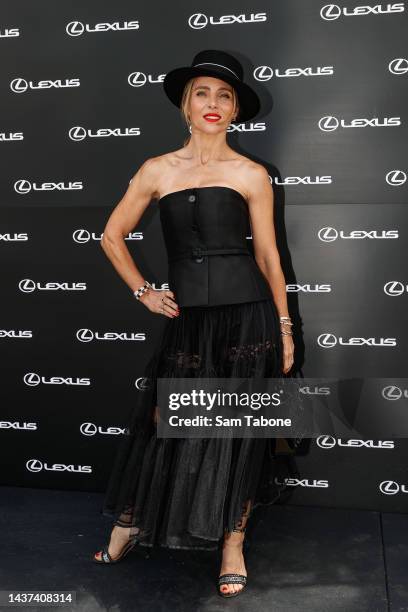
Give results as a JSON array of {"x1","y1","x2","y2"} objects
[{"x1": 163, "y1": 49, "x2": 261, "y2": 124}]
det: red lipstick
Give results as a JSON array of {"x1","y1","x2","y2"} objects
[{"x1": 203, "y1": 113, "x2": 221, "y2": 122}]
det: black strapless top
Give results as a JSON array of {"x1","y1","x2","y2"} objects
[{"x1": 159, "y1": 186, "x2": 273, "y2": 307}]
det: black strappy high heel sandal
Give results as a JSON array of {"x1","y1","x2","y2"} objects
[
  {"x1": 218, "y1": 525, "x2": 248, "y2": 598},
  {"x1": 93, "y1": 531, "x2": 138, "y2": 564}
]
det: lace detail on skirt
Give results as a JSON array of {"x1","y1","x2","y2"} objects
[
  {"x1": 167, "y1": 339, "x2": 276, "y2": 370},
  {"x1": 101, "y1": 298, "x2": 300, "y2": 550},
  {"x1": 227, "y1": 339, "x2": 276, "y2": 361}
]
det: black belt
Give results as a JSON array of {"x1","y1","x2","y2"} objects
[{"x1": 169, "y1": 247, "x2": 251, "y2": 262}]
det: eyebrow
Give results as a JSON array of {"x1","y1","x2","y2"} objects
[{"x1": 193, "y1": 85, "x2": 232, "y2": 92}]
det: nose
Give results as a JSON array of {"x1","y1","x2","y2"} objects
[{"x1": 207, "y1": 93, "x2": 218, "y2": 108}]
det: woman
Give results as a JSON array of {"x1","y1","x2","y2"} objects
[{"x1": 93, "y1": 49, "x2": 296, "y2": 598}]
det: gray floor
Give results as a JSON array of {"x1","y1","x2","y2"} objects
[{"x1": 1, "y1": 485, "x2": 407, "y2": 611}]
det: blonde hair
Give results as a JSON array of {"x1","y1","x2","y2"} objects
[{"x1": 180, "y1": 77, "x2": 239, "y2": 146}]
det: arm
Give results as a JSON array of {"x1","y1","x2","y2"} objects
[
  {"x1": 100, "y1": 157, "x2": 179, "y2": 318},
  {"x1": 246, "y1": 164, "x2": 294, "y2": 373}
]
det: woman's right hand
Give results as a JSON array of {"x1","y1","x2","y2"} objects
[{"x1": 139, "y1": 288, "x2": 179, "y2": 318}]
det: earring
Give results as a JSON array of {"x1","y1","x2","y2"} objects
[{"x1": 187, "y1": 115, "x2": 192, "y2": 133}]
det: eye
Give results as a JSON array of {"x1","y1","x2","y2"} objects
[
  {"x1": 196, "y1": 90, "x2": 206, "y2": 96},
  {"x1": 221, "y1": 93, "x2": 231, "y2": 98}
]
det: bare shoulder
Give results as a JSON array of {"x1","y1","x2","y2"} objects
[
  {"x1": 235, "y1": 157, "x2": 272, "y2": 204},
  {"x1": 129, "y1": 153, "x2": 173, "y2": 200},
  {"x1": 135, "y1": 149, "x2": 187, "y2": 199}
]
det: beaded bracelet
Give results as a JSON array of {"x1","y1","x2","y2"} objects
[{"x1": 134, "y1": 280, "x2": 153, "y2": 300}]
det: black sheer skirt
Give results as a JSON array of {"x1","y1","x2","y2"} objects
[{"x1": 101, "y1": 298, "x2": 300, "y2": 550}]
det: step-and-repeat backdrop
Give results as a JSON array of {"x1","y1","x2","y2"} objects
[{"x1": 1, "y1": 1, "x2": 407, "y2": 512}]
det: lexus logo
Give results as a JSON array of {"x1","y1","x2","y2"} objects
[
  {"x1": 66, "y1": 20, "x2": 139, "y2": 36},
  {"x1": 72, "y1": 229, "x2": 143, "y2": 243},
  {"x1": 318, "y1": 227, "x2": 338, "y2": 242},
  {"x1": 0, "y1": 28, "x2": 19, "y2": 37},
  {"x1": 286, "y1": 284, "x2": 331, "y2": 293},
  {"x1": 379, "y1": 480, "x2": 407, "y2": 495},
  {"x1": 317, "y1": 334, "x2": 396, "y2": 348},
  {"x1": 80, "y1": 423, "x2": 98, "y2": 436},
  {"x1": 27, "y1": 459, "x2": 43, "y2": 472},
  {"x1": 188, "y1": 13, "x2": 208, "y2": 28},
  {"x1": 10, "y1": 78, "x2": 80, "y2": 93},
  {"x1": 275, "y1": 477, "x2": 329, "y2": 488},
  {"x1": 253, "y1": 66, "x2": 273, "y2": 81},
  {"x1": 253, "y1": 65, "x2": 334, "y2": 81},
  {"x1": 384, "y1": 281, "x2": 407, "y2": 296},
  {"x1": 389, "y1": 58, "x2": 408, "y2": 75},
  {"x1": 0, "y1": 421, "x2": 37, "y2": 430},
  {"x1": 68, "y1": 126, "x2": 140, "y2": 141},
  {"x1": 188, "y1": 12, "x2": 267, "y2": 29},
  {"x1": 77, "y1": 329, "x2": 95, "y2": 342},
  {"x1": 26, "y1": 459, "x2": 92, "y2": 473},
  {"x1": 135, "y1": 377, "x2": 152, "y2": 391},
  {"x1": 319, "y1": 116, "x2": 339, "y2": 131},
  {"x1": 381, "y1": 385, "x2": 408, "y2": 400},
  {"x1": 80, "y1": 422, "x2": 127, "y2": 436},
  {"x1": 19, "y1": 279, "x2": 87, "y2": 292},
  {"x1": 317, "y1": 435, "x2": 336, "y2": 448},
  {"x1": 24, "y1": 373, "x2": 41, "y2": 386},
  {"x1": 14, "y1": 179, "x2": 83, "y2": 193},
  {"x1": 316, "y1": 436, "x2": 394, "y2": 449},
  {"x1": 0, "y1": 233, "x2": 28, "y2": 241},
  {"x1": 318, "y1": 227, "x2": 399, "y2": 241},
  {"x1": 73, "y1": 229, "x2": 94, "y2": 243},
  {"x1": 320, "y1": 3, "x2": 405, "y2": 21},
  {"x1": 76, "y1": 328, "x2": 146, "y2": 342},
  {"x1": 128, "y1": 72, "x2": 164, "y2": 87},
  {"x1": 23, "y1": 372, "x2": 91, "y2": 386},
  {"x1": 319, "y1": 115, "x2": 400, "y2": 131},
  {"x1": 385, "y1": 170, "x2": 406, "y2": 186},
  {"x1": 317, "y1": 333, "x2": 338, "y2": 348},
  {"x1": 226, "y1": 122, "x2": 266, "y2": 132}
]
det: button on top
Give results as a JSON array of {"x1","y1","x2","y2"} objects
[{"x1": 188, "y1": 194, "x2": 196, "y2": 202}]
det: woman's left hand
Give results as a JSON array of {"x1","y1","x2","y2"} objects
[{"x1": 281, "y1": 334, "x2": 294, "y2": 374}]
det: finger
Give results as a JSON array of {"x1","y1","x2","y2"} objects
[
  {"x1": 158, "y1": 300, "x2": 178, "y2": 318},
  {"x1": 157, "y1": 305, "x2": 173, "y2": 318},
  {"x1": 161, "y1": 296, "x2": 178, "y2": 314},
  {"x1": 161, "y1": 311, "x2": 174, "y2": 318},
  {"x1": 163, "y1": 304, "x2": 178, "y2": 317},
  {"x1": 163, "y1": 290, "x2": 177, "y2": 305}
]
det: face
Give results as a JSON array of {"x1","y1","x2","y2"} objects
[{"x1": 188, "y1": 76, "x2": 237, "y2": 130}]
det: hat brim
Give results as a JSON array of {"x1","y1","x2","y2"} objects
[{"x1": 163, "y1": 66, "x2": 260, "y2": 124}]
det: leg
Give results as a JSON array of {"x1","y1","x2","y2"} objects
[
  {"x1": 94, "y1": 507, "x2": 140, "y2": 562},
  {"x1": 218, "y1": 499, "x2": 251, "y2": 595},
  {"x1": 95, "y1": 404, "x2": 160, "y2": 562}
]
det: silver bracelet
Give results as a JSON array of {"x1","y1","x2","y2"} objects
[
  {"x1": 279, "y1": 315, "x2": 293, "y2": 336},
  {"x1": 279, "y1": 316, "x2": 292, "y2": 325},
  {"x1": 134, "y1": 280, "x2": 153, "y2": 300}
]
